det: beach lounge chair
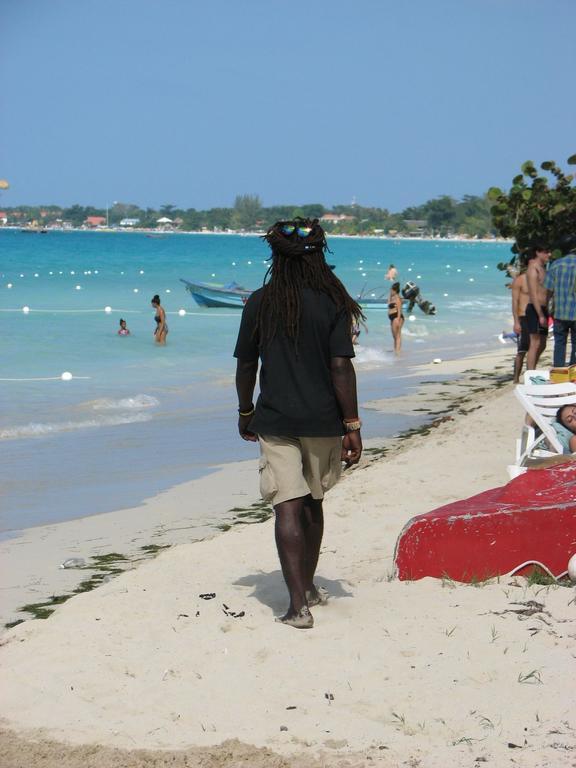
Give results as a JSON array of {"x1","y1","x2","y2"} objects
[
  {"x1": 523, "y1": 369, "x2": 550, "y2": 384},
  {"x1": 511, "y1": 380, "x2": 576, "y2": 474}
]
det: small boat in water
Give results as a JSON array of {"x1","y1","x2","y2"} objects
[
  {"x1": 180, "y1": 278, "x2": 436, "y2": 314},
  {"x1": 180, "y1": 279, "x2": 251, "y2": 308}
]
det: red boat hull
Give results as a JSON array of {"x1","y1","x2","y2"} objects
[{"x1": 394, "y1": 462, "x2": 576, "y2": 582}]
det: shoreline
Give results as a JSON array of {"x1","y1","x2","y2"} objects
[
  {"x1": 1, "y1": 346, "x2": 574, "y2": 768},
  {"x1": 1, "y1": 225, "x2": 514, "y2": 244},
  {"x1": 0, "y1": 345, "x2": 516, "y2": 630},
  {"x1": 0, "y1": 346, "x2": 573, "y2": 767}
]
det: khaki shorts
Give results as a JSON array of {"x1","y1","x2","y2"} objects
[{"x1": 258, "y1": 435, "x2": 343, "y2": 506}]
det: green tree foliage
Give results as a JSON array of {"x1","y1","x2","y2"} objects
[
  {"x1": 232, "y1": 194, "x2": 262, "y2": 230},
  {"x1": 488, "y1": 154, "x2": 576, "y2": 270},
  {"x1": 2, "y1": 193, "x2": 499, "y2": 236}
]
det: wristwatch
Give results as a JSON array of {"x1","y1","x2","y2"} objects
[{"x1": 343, "y1": 419, "x2": 362, "y2": 432}]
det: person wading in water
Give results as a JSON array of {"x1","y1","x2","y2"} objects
[{"x1": 234, "y1": 218, "x2": 364, "y2": 629}]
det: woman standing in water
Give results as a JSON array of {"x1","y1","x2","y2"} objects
[
  {"x1": 388, "y1": 282, "x2": 404, "y2": 354},
  {"x1": 151, "y1": 294, "x2": 168, "y2": 344}
]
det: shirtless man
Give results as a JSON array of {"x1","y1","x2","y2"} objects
[
  {"x1": 525, "y1": 246, "x2": 551, "y2": 371},
  {"x1": 511, "y1": 265, "x2": 529, "y2": 382}
]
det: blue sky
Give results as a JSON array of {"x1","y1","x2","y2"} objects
[{"x1": 1, "y1": 0, "x2": 575, "y2": 211}]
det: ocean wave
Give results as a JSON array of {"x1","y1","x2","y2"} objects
[
  {"x1": 0, "y1": 412, "x2": 151, "y2": 441},
  {"x1": 354, "y1": 346, "x2": 391, "y2": 366},
  {"x1": 446, "y1": 298, "x2": 509, "y2": 311},
  {"x1": 403, "y1": 326, "x2": 429, "y2": 338},
  {"x1": 89, "y1": 394, "x2": 159, "y2": 410}
]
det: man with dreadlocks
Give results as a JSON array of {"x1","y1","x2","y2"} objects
[{"x1": 234, "y1": 218, "x2": 363, "y2": 629}]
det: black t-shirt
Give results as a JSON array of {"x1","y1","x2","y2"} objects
[{"x1": 233, "y1": 287, "x2": 355, "y2": 437}]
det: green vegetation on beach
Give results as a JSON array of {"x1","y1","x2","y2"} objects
[{"x1": 3, "y1": 192, "x2": 497, "y2": 238}]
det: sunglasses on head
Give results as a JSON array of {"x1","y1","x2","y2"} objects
[{"x1": 280, "y1": 222, "x2": 313, "y2": 238}]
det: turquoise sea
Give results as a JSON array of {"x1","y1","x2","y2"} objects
[{"x1": 0, "y1": 229, "x2": 514, "y2": 534}]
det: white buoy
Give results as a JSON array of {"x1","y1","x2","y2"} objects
[
  {"x1": 469, "y1": 278, "x2": 474, "y2": 282},
  {"x1": 568, "y1": 554, "x2": 576, "y2": 582},
  {"x1": 232, "y1": 261, "x2": 236, "y2": 266},
  {"x1": 20, "y1": 274, "x2": 24, "y2": 278},
  {"x1": 34, "y1": 273, "x2": 39, "y2": 278},
  {"x1": 416, "y1": 275, "x2": 422, "y2": 279},
  {"x1": 359, "y1": 259, "x2": 363, "y2": 264},
  {"x1": 139, "y1": 270, "x2": 144, "y2": 274},
  {"x1": 133, "y1": 288, "x2": 139, "y2": 293},
  {"x1": 70, "y1": 271, "x2": 75, "y2": 275},
  {"x1": 22, "y1": 306, "x2": 30, "y2": 313},
  {"x1": 104, "y1": 306, "x2": 112, "y2": 313},
  {"x1": 432, "y1": 358, "x2": 442, "y2": 364},
  {"x1": 61, "y1": 371, "x2": 73, "y2": 381},
  {"x1": 362, "y1": 272, "x2": 366, "y2": 277},
  {"x1": 247, "y1": 261, "x2": 252, "y2": 265},
  {"x1": 6, "y1": 283, "x2": 12, "y2": 288},
  {"x1": 408, "y1": 315, "x2": 416, "y2": 322},
  {"x1": 165, "y1": 289, "x2": 171, "y2": 293},
  {"x1": 178, "y1": 309, "x2": 186, "y2": 316},
  {"x1": 94, "y1": 270, "x2": 98, "y2": 274},
  {"x1": 75, "y1": 285, "x2": 82, "y2": 290},
  {"x1": 444, "y1": 292, "x2": 449, "y2": 297},
  {"x1": 211, "y1": 273, "x2": 216, "y2": 277}
]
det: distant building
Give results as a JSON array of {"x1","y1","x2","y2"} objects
[
  {"x1": 402, "y1": 219, "x2": 427, "y2": 235},
  {"x1": 85, "y1": 216, "x2": 106, "y2": 228},
  {"x1": 0, "y1": 211, "x2": 7, "y2": 225},
  {"x1": 156, "y1": 216, "x2": 174, "y2": 230},
  {"x1": 119, "y1": 218, "x2": 140, "y2": 227},
  {"x1": 320, "y1": 213, "x2": 355, "y2": 224}
]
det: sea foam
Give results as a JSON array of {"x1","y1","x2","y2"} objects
[
  {"x1": 89, "y1": 394, "x2": 159, "y2": 411},
  {"x1": 0, "y1": 413, "x2": 152, "y2": 441}
]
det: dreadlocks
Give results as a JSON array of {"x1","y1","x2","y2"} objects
[{"x1": 254, "y1": 218, "x2": 365, "y2": 345}]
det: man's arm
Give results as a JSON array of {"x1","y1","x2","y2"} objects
[
  {"x1": 330, "y1": 356, "x2": 362, "y2": 466},
  {"x1": 235, "y1": 359, "x2": 259, "y2": 442}
]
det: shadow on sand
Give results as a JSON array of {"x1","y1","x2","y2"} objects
[{"x1": 234, "y1": 570, "x2": 354, "y2": 612}]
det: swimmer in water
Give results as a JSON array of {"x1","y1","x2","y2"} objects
[
  {"x1": 118, "y1": 318, "x2": 130, "y2": 336},
  {"x1": 385, "y1": 264, "x2": 398, "y2": 282},
  {"x1": 351, "y1": 319, "x2": 368, "y2": 345},
  {"x1": 151, "y1": 294, "x2": 168, "y2": 345}
]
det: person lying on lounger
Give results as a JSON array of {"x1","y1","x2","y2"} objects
[{"x1": 556, "y1": 404, "x2": 576, "y2": 453}]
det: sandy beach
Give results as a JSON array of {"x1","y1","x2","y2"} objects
[{"x1": 1, "y1": 346, "x2": 574, "y2": 768}]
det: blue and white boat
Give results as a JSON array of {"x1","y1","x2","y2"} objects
[
  {"x1": 180, "y1": 279, "x2": 252, "y2": 308},
  {"x1": 180, "y1": 279, "x2": 434, "y2": 314}
]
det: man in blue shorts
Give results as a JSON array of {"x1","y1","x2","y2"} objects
[
  {"x1": 511, "y1": 266, "x2": 529, "y2": 382},
  {"x1": 525, "y1": 245, "x2": 551, "y2": 371}
]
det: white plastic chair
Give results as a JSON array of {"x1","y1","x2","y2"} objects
[{"x1": 513, "y1": 380, "x2": 576, "y2": 467}]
